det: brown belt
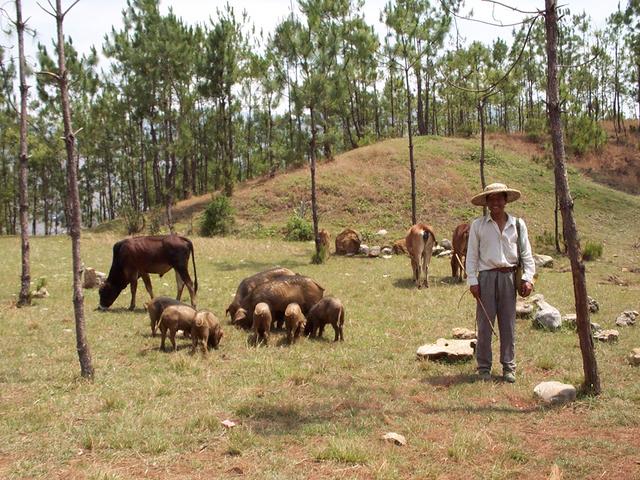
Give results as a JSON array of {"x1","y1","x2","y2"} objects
[{"x1": 487, "y1": 266, "x2": 516, "y2": 273}]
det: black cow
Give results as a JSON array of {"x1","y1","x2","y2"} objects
[{"x1": 99, "y1": 235, "x2": 198, "y2": 310}]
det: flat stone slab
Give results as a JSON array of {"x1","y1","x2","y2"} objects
[
  {"x1": 628, "y1": 348, "x2": 640, "y2": 366},
  {"x1": 382, "y1": 432, "x2": 406, "y2": 446},
  {"x1": 594, "y1": 329, "x2": 619, "y2": 342},
  {"x1": 452, "y1": 327, "x2": 476, "y2": 339},
  {"x1": 516, "y1": 301, "x2": 533, "y2": 318},
  {"x1": 533, "y1": 254, "x2": 553, "y2": 268},
  {"x1": 534, "y1": 381, "x2": 576, "y2": 405},
  {"x1": 436, "y1": 249, "x2": 452, "y2": 258},
  {"x1": 417, "y1": 338, "x2": 476, "y2": 362}
]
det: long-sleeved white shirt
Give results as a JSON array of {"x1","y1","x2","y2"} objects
[{"x1": 465, "y1": 213, "x2": 536, "y2": 286}]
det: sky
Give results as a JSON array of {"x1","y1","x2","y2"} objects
[{"x1": 0, "y1": 0, "x2": 621, "y2": 71}]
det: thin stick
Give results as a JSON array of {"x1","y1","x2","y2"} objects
[
  {"x1": 477, "y1": 297, "x2": 498, "y2": 337},
  {"x1": 454, "y1": 253, "x2": 466, "y2": 277}
]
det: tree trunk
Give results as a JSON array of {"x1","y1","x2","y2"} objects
[
  {"x1": 545, "y1": 0, "x2": 599, "y2": 395},
  {"x1": 478, "y1": 98, "x2": 487, "y2": 216},
  {"x1": 54, "y1": 0, "x2": 94, "y2": 380},
  {"x1": 416, "y1": 60, "x2": 426, "y2": 135},
  {"x1": 404, "y1": 65, "x2": 416, "y2": 225},
  {"x1": 16, "y1": 0, "x2": 31, "y2": 307},
  {"x1": 309, "y1": 104, "x2": 321, "y2": 261}
]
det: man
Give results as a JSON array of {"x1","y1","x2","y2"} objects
[{"x1": 465, "y1": 183, "x2": 536, "y2": 383}]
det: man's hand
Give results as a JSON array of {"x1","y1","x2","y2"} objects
[
  {"x1": 519, "y1": 281, "x2": 533, "y2": 297},
  {"x1": 470, "y1": 285, "x2": 480, "y2": 299}
]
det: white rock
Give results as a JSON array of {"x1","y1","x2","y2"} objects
[
  {"x1": 590, "y1": 322, "x2": 602, "y2": 332},
  {"x1": 516, "y1": 301, "x2": 533, "y2": 318},
  {"x1": 416, "y1": 338, "x2": 476, "y2": 362},
  {"x1": 432, "y1": 245, "x2": 445, "y2": 256},
  {"x1": 594, "y1": 329, "x2": 619, "y2": 342},
  {"x1": 382, "y1": 432, "x2": 406, "y2": 446},
  {"x1": 439, "y1": 239, "x2": 452, "y2": 250},
  {"x1": 376, "y1": 229, "x2": 388, "y2": 237},
  {"x1": 436, "y1": 249, "x2": 452, "y2": 258},
  {"x1": 368, "y1": 246, "x2": 381, "y2": 257},
  {"x1": 616, "y1": 311, "x2": 638, "y2": 327},
  {"x1": 532, "y1": 297, "x2": 562, "y2": 330},
  {"x1": 381, "y1": 247, "x2": 393, "y2": 256},
  {"x1": 31, "y1": 287, "x2": 49, "y2": 299},
  {"x1": 359, "y1": 244, "x2": 369, "y2": 256},
  {"x1": 628, "y1": 348, "x2": 640, "y2": 366},
  {"x1": 452, "y1": 327, "x2": 476, "y2": 339},
  {"x1": 588, "y1": 296, "x2": 599, "y2": 313},
  {"x1": 533, "y1": 254, "x2": 553, "y2": 268},
  {"x1": 534, "y1": 381, "x2": 576, "y2": 405}
]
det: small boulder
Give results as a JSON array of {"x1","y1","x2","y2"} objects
[
  {"x1": 436, "y1": 249, "x2": 452, "y2": 258},
  {"x1": 368, "y1": 246, "x2": 381, "y2": 258},
  {"x1": 381, "y1": 246, "x2": 393, "y2": 256},
  {"x1": 532, "y1": 297, "x2": 562, "y2": 330},
  {"x1": 628, "y1": 348, "x2": 640, "y2": 366},
  {"x1": 83, "y1": 267, "x2": 106, "y2": 289},
  {"x1": 439, "y1": 239, "x2": 452, "y2": 250},
  {"x1": 594, "y1": 329, "x2": 619, "y2": 343},
  {"x1": 516, "y1": 301, "x2": 533, "y2": 318},
  {"x1": 587, "y1": 296, "x2": 599, "y2": 313},
  {"x1": 359, "y1": 244, "x2": 369, "y2": 256},
  {"x1": 452, "y1": 327, "x2": 476, "y2": 340},
  {"x1": 533, "y1": 254, "x2": 553, "y2": 268},
  {"x1": 562, "y1": 314, "x2": 577, "y2": 326},
  {"x1": 590, "y1": 322, "x2": 602, "y2": 332},
  {"x1": 432, "y1": 245, "x2": 445, "y2": 257},
  {"x1": 416, "y1": 338, "x2": 476, "y2": 362},
  {"x1": 534, "y1": 381, "x2": 576, "y2": 405},
  {"x1": 376, "y1": 229, "x2": 388, "y2": 237},
  {"x1": 615, "y1": 310, "x2": 638, "y2": 327},
  {"x1": 31, "y1": 287, "x2": 49, "y2": 299},
  {"x1": 382, "y1": 432, "x2": 406, "y2": 446}
]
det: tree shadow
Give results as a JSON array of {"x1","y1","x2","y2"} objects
[
  {"x1": 422, "y1": 373, "x2": 484, "y2": 387},
  {"x1": 213, "y1": 259, "x2": 308, "y2": 272},
  {"x1": 95, "y1": 306, "x2": 146, "y2": 314},
  {"x1": 393, "y1": 278, "x2": 416, "y2": 289}
]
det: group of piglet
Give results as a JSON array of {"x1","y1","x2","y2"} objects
[
  {"x1": 146, "y1": 297, "x2": 223, "y2": 355},
  {"x1": 226, "y1": 267, "x2": 345, "y2": 345}
]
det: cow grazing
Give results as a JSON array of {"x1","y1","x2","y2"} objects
[
  {"x1": 99, "y1": 235, "x2": 198, "y2": 311},
  {"x1": 405, "y1": 223, "x2": 437, "y2": 288},
  {"x1": 233, "y1": 275, "x2": 324, "y2": 330},
  {"x1": 305, "y1": 297, "x2": 345, "y2": 341},
  {"x1": 226, "y1": 267, "x2": 295, "y2": 321},
  {"x1": 451, "y1": 223, "x2": 470, "y2": 282}
]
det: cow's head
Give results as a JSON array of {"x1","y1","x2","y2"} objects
[{"x1": 98, "y1": 281, "x2": 122, "y2": 309}]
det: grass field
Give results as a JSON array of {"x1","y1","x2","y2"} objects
[{"x1": 1, "y1": 135, "x2": 640, "y2": 479}]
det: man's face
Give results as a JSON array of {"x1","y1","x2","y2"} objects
[{"x1": 486, "y1": 192, "x2": 507, "y2": 216}]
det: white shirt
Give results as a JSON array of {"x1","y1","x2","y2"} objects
[{"x1": 465, "y1": 213, "x2": 536, "y2": 286}]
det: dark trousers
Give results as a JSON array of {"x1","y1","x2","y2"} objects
[{"x1": 476, "y1": 270, "x2": 516, "y2": 373}]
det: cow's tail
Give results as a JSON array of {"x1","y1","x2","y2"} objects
[{"x1": 189, "y1": 239, "x2": 198, "y2": 294}]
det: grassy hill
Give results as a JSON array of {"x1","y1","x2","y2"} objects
[{"x1": 2, "y1": 134, "x2": 640, "y2": 479}]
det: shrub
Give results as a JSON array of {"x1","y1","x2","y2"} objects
[
  {"x1": 200, "y1": 195, "x2": 235, "y2": 237},
  {"x1": 120, "y1": 205, "x2": 145, "y2": 235},
  {"x1": 524, "y1": 116, "x2": 547, "y2": 143},
  {"x1": 567, "y1": 115, "x2": 607, "y2": 155},
  {"x1": 311, "y1": 244, "x2": 328, "y2": 264},
  {"x1": 582, "y1": 241, "x2": 603, "y2": 261},
  {"x1": 284, "y1": 213, "x2": 313, "y2": 241},
  {"x1": 147, "y1": 208, "x2": 163, "y2": 235}
]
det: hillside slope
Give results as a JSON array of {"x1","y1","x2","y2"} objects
[{"x1": 172, "y1": 134, "x2": 640, "y2": 248}]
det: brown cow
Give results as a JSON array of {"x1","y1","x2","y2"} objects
[
  {"x1": 405, "y1": 223, "x2": 437, "y2": 288},
  {"x1": 232, "y1": 275, "x2": 324, "y2": 330},
  {"x1": 99, "y1": 235, "x2": 197, "y2": 310},
  {"x1": 451, "y1": 223, "x2": 470, "y2": 282},
  {"x1": 225, "y1": 267, "x2": 295, "y2": 321}
]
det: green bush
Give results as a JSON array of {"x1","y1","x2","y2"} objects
[
  {"x1": 147, "y1": 208, "x2": 163, "y2": 235},
  {"x1": 582, "y1": 240, "x2": 603, "y2": 261},
  {"x1": 120, "y1": 204, "x2": 145, "y2": 235},
  {"x1": 284, "y1": 213, "x2": 313, "y2": 241},
  {"x1": 200, "y1": 195, "x2": 235, "y2": 237},
  {"x1": 567, "y1": 116, "x2": 607, "y2": 155},
  {"x1": 524, "y1": 116, "x2": 547, "y2": 143}
]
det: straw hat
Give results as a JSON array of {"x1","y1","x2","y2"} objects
[{"x1": 471, "y1": 183, "x2": 521, "y2": 207}]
